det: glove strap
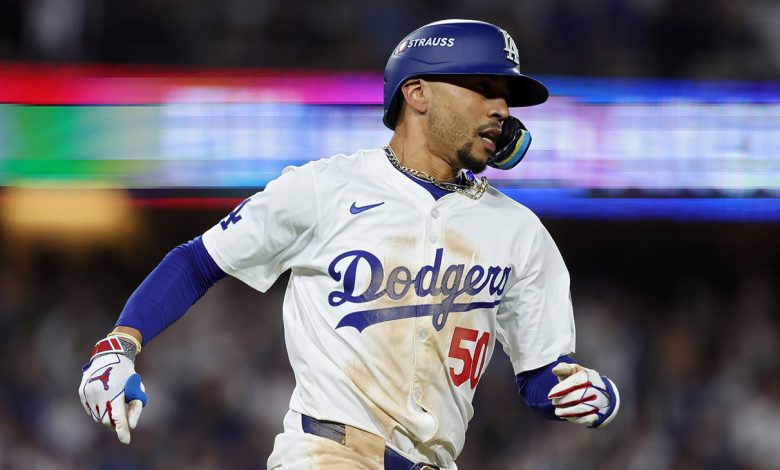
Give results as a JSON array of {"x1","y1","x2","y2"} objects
[
  {"x1": 107, "y1": 331, "x2": 142, "y2": 353},
  {"x1": 90, "y1": 336, "x2": 139, "y2": 363}
]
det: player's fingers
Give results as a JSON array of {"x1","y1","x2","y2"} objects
[
  {"x1": 564, "y1": 410, "x2": 600, "y2": 426},
  {"x1": 551, "y1": 363, "x2": 582, "y2": 380},
  {"x1": 89, "y1": 403, "x2": 106, "y2": 424},
  {"x1": 560, "y1": 411, "x2": 600, "y2": 427},
  {"x1": 548, "y1": 370, "x2": 591, "y2": 399},
  {"x1": 124, "y1": 374, "x2": 148, "y2": 406},
  {"x1": 78, "y1": 387, "x2": 89, "y2": 415},
  {"x1": 554, "y1": 400, "x2": 593, "y2": 416},
  {"x1": 79, "y1": 384, "x2": 100, "y2": 420},
  {"x1": 100, "y1": 400, "x2": 118, "y2": 431},
  {"x1": 124, "y1": 374, "x2": 146, "y2": 433},
  {"x1": 112, "y1": 399, "x2": 132, "y2": 445},
  {"x1": 552, "y1": 391, "x2": 597, "y2": 408},
  {"x1": 127, "y1": 400, "x2": 143, "y2": 430},
  {"x1": 81, "y1": 398, "x2": 92, "y2": 417}
]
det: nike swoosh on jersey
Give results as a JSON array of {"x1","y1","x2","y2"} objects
[{"x1": 350, "y1": 201, "x2": 385, "y2": 214}]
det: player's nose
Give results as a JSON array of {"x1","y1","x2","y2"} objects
[{"x1": 488, "y1": 97, "x2": 510, "y2": 121}]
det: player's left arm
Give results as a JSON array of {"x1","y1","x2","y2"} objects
[
  {"x1": 496, "y1": 220, "x2": 619, "y2": 428},
  {"x1": 516, "y1": 356, "x2": 620, "y2": 428}
]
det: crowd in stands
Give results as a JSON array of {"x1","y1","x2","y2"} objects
[{"x1": 0, "y1": 0, "x2": 778, "y2": 80}]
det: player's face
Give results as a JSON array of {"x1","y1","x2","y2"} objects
[{"x1": 426, "y1": 75, "x2": 511, "y2": 173}]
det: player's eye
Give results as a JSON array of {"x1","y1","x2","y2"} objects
[{"x1": 473, "y1": 83, "x2": 490, "y2": 95}]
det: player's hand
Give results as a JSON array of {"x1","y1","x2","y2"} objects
[
  {"x1": 547, "y1": 363, "x2": 620, "y2": 428},
  {"x1": 78, "y1": 337, "x2": 148, "y2": 444}
]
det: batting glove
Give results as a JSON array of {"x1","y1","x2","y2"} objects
[
  {"x1": 78, "y1": 334, "x2": 147, "y2": 444},
  {"x1": 547, "y1": 363, "x2": 620, "y2": 428}
]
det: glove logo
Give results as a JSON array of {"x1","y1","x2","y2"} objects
[{"x1": 88, "y1": 366, "x2": 113, "y2": 391}]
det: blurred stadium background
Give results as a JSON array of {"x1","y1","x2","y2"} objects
[{"x1": 1, "y1": 0, "x2": 780, "y2": 468}]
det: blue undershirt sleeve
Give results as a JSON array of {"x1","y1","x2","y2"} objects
[
  {"x1": 115, "y1": 236, "x2": 227, "y2": 345},
  {"x1": 515, "y1": 355, "x2": 576, "y2": 420}
]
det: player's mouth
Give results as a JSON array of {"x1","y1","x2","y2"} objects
[{"x1": 479, "y1": 128, "x2": 501, "y2": 153}]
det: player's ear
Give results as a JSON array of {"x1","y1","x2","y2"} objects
[{"x1": 400, "y1": 78, "x2": 428, "y2": 115}]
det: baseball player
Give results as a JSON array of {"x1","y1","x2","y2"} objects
[{"x1": 79, "y1": 19, "x2": 619, "y2": 469}]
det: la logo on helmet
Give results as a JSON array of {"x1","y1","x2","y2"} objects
[{"x1": 500, "y1": 29, "x2": 520, "y2": 65}]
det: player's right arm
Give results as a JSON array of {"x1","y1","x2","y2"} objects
[
  {"x1": 79, "y1": 163, "x2": 319, "y2": 444},
  {"x1": 79, "y1": 236, "x2": 226, "y2": 444}
]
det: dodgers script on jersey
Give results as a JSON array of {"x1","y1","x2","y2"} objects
[{"x1": 201, "y1": 148, "x2": 576, "y2": 468}]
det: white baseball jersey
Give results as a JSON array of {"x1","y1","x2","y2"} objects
[{"x1": 202, "y1": 148, "x2": 576, "y2": 468}]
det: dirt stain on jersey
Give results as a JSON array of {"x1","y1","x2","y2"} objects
[
  {"x1": 306, "y1": 432, "x2": 381, "y2": 469},
  {"x1": 336, "y1": 234, "x2": 495, "y2": 461},
  {"x1": 386, "y1": 234, "x2": 417, "y2": 253},
  {"x1": 341, "y1": 304, "x2": 412, "y2": 435},
  {"x1": 443, "y1": 228, "x2": 479, "y2": 264}
]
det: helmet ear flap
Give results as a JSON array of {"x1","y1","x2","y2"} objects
[
  {"x1": 383, "y1": 92, "x2": 404, "y2": 129},
  {"x1": 488, "y1": 116, "x2": 532, "y2": 170},
  {"x1": 384, "y1": 78, "x2": 423, "y2": 129}
]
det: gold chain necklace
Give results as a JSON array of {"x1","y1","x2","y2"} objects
[{"x1": 383, "y1": 146, "x2": 488, "y2": 200}]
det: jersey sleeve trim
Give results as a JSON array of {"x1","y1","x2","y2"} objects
[
  {"x1": 511, "y1": 346, "x2": 576, "y2": 375},
  {"x1": 202, "y1": 232, "x2": 277, "y2": 292}
]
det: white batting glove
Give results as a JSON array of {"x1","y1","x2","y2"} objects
[
  {"x1": 79, "y1": 335, "x2": 147, "y2": 444},
  {"x1": 547, "y1": 363, "x2": 620, "y2": 428}
]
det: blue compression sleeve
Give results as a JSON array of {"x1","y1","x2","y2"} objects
[
  {"x1": 515, "y1": 355, "x2": 576, "y2": 420},
  {"x1": 115, "y1": 236, "x2": 226, "y2": 345}
]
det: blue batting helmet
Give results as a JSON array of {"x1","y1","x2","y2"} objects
[{"x1": 383, "y1": 19, "x2": 549, "y2": 129}]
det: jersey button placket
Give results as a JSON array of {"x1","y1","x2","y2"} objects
[
  {"x1": 428, "y1": 207, "x2": 440, "y2": 244},
  {"x1": 412, "y1": 204, "x2": 442, "y2": 410}
]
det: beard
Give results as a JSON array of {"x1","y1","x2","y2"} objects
[
  {"x1": 428, "y1": 101, "x2": 489, "y2": 175},
  {"x1": 456, "y1": 142, "x2": 488, "y2": 174}
]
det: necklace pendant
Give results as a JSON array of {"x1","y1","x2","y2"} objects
[{"x1": 383, "y1": 146, "x2": 488, "y2": 200}]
